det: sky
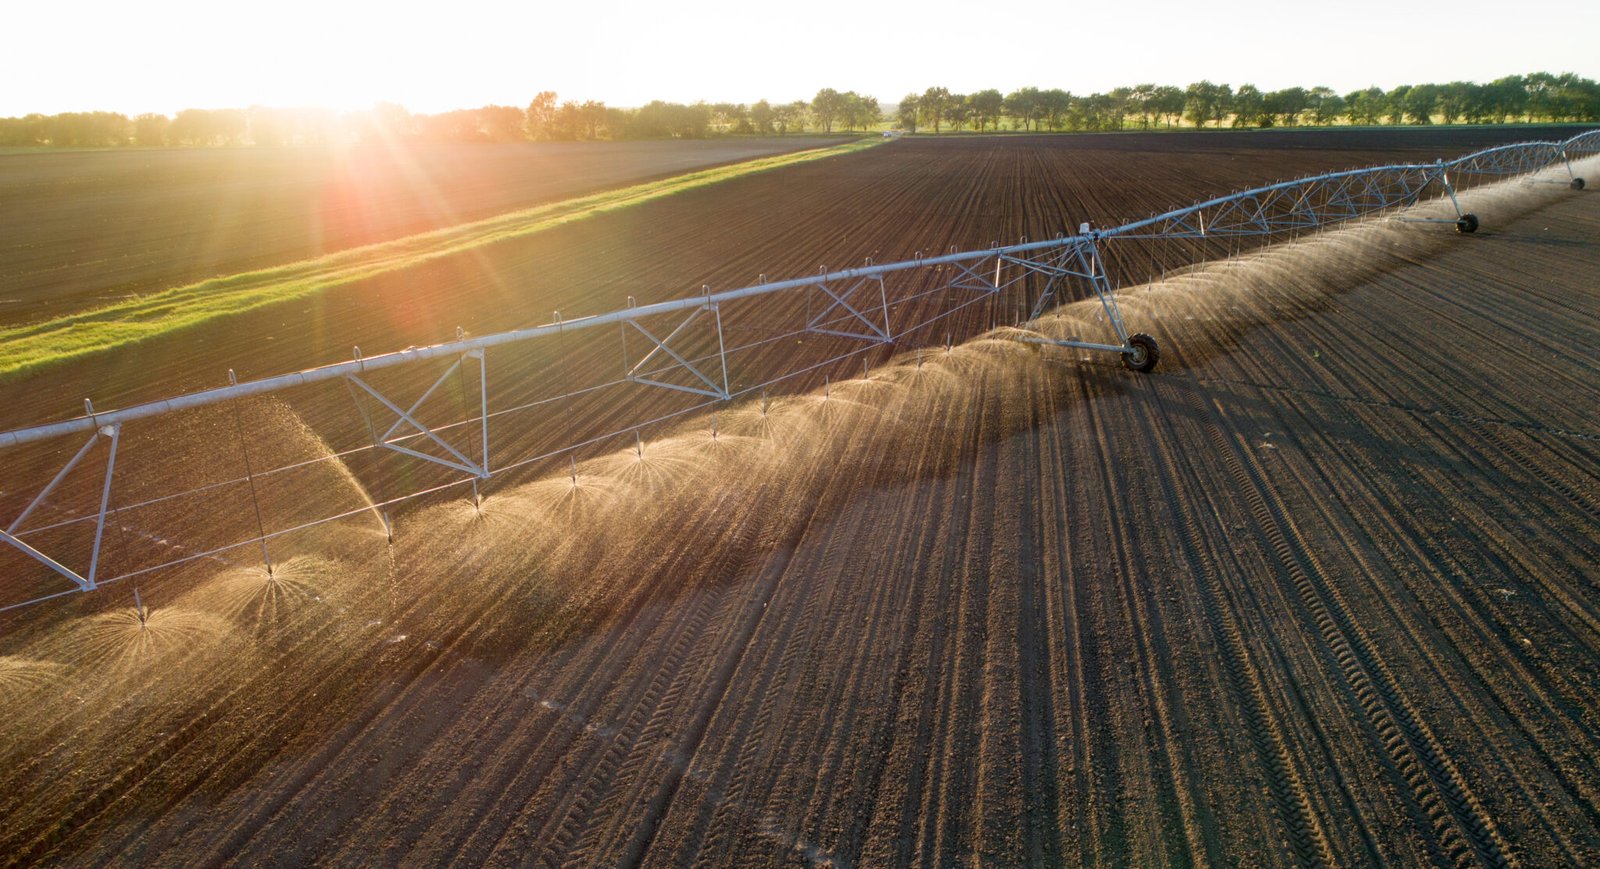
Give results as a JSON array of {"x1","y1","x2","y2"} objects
[{"x1": 6, "y1": 0, "x2": 1598, "y2": 116}]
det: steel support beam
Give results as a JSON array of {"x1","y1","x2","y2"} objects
[{"x1": 1077, "y1": 237, "x2": 1131, "y2": 346}]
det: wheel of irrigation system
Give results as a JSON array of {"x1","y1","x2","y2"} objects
[
  {"x1": 1123, "y1": 333, "x2": 1160, "y2": 372},
  {"x1": 1573, "y1": 177, "x2": 1587, "y2": 190},
  {"x1": 1456, "y1": 213, "x2": 1479, "y2": 234}
]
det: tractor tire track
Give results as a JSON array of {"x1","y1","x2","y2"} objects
[
  {"x1": 1189, "y1": 387, "x2": 1513, "y2": 868},
  {"x1": 1136, "y1": 376, "x2": 1339, "y2": 868}
]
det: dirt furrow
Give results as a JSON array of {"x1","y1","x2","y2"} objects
[
  {"x1": 1076, "y1": 373, "x2": 1210, "y2": 866},
  {"x1": 1216, "y1": 284, "x2": 1600, "y2": 858},
  {"x1": 1134, "y1": 375, "x2": 1339, "y2": 867},
  {"x1": 1248, "y1": 386, "x2": 1600, "y2": 862},
  {"x1": 1155, "y1": 232, "x2": 1600, "y2": 860},
  {"x1": 856, "y1": 384, "x2": 974, "y2": 866},
  {"x1": 1013, "y1": 373, "x2": 1065, "y2": 867},
  {"x1": 1193, "y1": 385, "x2": 1513, "y2": 867}
]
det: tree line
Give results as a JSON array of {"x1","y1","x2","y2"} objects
[
  {"x1": 0, "y1": 89, "x2": 880, "y2": 148},
  {"x1": 2, "y1": 73, "x2": 1595, "y2": 148},
  {"x1": 899, "y1": 73, "x2": 1600, "y2": 133}
]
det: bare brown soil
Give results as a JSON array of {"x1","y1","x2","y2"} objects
[
  {"x1": 0, "y1": 137, "x2": 848, "y2": 326},
  {"x1": 0, "y1": 130, "x2": 1596, "y2": 866}
]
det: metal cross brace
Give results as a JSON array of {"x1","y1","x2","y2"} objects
[
  {"x1": 806, "y1": 277, "x2": 893, "y2": 343},
  {"x1": 625, "y1": 304, "x2": 731, "y2": 400},
  {"x1": 999, "y1": 250, "x2": 1084, "y2": 322},
  {"x1": 944, "y1": 257, "x2": 1004, "y2": 294},
  {"x1": 347, "y1": 354, "x2": 486, "y2": 478},
  {"x1": 0, "y1": 423, "x2": 120, "y2": 590}
]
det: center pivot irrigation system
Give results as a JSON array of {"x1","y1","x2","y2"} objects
[{"x1": 1, "y1": 130, "x2": 1595, "y2": 611}]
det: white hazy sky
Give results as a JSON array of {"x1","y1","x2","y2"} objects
[{"x1": 6, "y1": 0, "x2": 1597, "y2": 116}]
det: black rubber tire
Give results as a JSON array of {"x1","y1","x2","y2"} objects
[
  {"x1": 1456, "y1": 213, "x2": 1479, "y2": 234},
  {"x1": 1573, "y1": 177, "x2": 1586, "y2": 191},
  {"x1": 1123, "y1": 333, "x2": 1159, "y2": 372}
]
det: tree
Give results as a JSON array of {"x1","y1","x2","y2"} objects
[
  {"x1": 896, "y1": 94, "x2": 919, "y2": 132},
  {"x1": 1385, "y1": 86, "x2": 1410, "y2": 124},
  {"x1": 837, "y1": 92, "x2": 879, "y2": 131},
  {"x1": 919, "y1": 86, "x2": 952, "y2": 132},
  {"x1": 1001, "y1": 87, "x2": 1039, "y2": 130},
  {"x1": 1184, "y1": 80, "x2": 1223, "y2": 128},
  {"x1": 1210, "y1": 84, "x2": 1234, "y2": 127},
  {"x1": 1152, "y1": 85, "x2": 1185, "y2": 128},
  {"x1": 0, "y1": 114, "x2": 47, "y2": 145},
  {"x1": 630, "y1": 101, "x2": 704, "y2": 138},
  {"x1": 374, "y1": 103, "x2": 414, "y2": 141},
  {"x1": 1272, "y1": 87, "x2": 1309, "y2": 126},
  {"x1": 1078, "y1": 93, "x2": 1113, "y2": 131},
  {"x1": 1129, "y1": 83, "x2": 1157, "y2": 129},
  {"x1": 478, "y1": 105, "x2": 525, "y2": 142},
  {"x1": 525, "y1": 91, "x2": 557, "y2": 140},
  {"x1": 1344, "y1": 87, "x2": 1385, "y2": 125},
  {"x1": 1106, "y1": 87, "x2": 1132, "y2": 130},
  {"x1": 247, "y1": 107, "x2": 292, "y2": 146},
  {"x1": 710, "y1": 102, "x2": 750, "y2": 133},
  {"x1": 858, "y1": 94, "x2": 881, "y2": 130},
  {"x1": 750, "y1": 99, "x2": 775, "y2": 134},
  {"x1": 1231, "y1": 84, "x2": 1265, "y2": 127},
  {"x1": 772, "y1": 101, "x2": 808, "y2": 134},
  {"x1": 43, "y1": 112, "x2": 131, "y2": 146},
  {"x1": 946, "y1": 98, "x2": 973, "y2": 131},
  {"x1": 1458, "y1": 83, "x2": 1494, "y2": 124},
  {"x1": 969, "y1": 89, "x2": 1004, "y2": 131},
  {"x1": 1437, "y1": 81, "x2": 1472, "y2": 125},
  {"x1": 541, "y1": 100, "x2": 612, "y2": 140},
  {"x1": 169, "y1": 109, "x2": 244, "y2": 145},
  {"x1": 1039, "y1": 89, "x2": 1073, "y2": 131},
  {"x1": 1522, "y1": 72, "x2": 1558, "y2": 121},
  {"x1": 1308, "y1": 87, "x2": 1344, "y2": 126},
  {"x1": 1399, "y1": 84, "x2": 1436, "y2": 124},
  {"x1": 1484, "y1": 75, "x2": 1526, "y2": 123},
  {"x1": 133, "y1": 113, "x2": 170, "y2": 146},
  {"x1": 811, "y1": 88, "x2": 844, "y2": 132},
  {"x1": 416, "y1": 109, "x2": 484, "y2": 142},
  {"x1": 1550, "y1": 72, "x2": 1600, "y2": 121}
]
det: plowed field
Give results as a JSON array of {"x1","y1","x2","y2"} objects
[
  {"x1": 0, "y1": 130, "x2": 1597, "y2": 866},
  {"x1": 0, "y1": 137, "x2": 849, "y2": 326}
]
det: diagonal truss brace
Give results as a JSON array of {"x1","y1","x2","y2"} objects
[
  {"x1": 347, "y1": 351, "x2": 487, "y2": 478},
  {"x1": 1002, "y1": 248, "x2": 1095, "y2": 322},
  {"x1": 1020, "y1": 236, "x2": 1143, "y2": 357},
  {"x1": 1073, "y1": 237, "x2": 1131, "y2": 346},
  {"x1": 0, "y1": 422, "x2": 121, "y2": 591},
  {"x1": 945, "y1": 257, "x2": 1005, "y2": 294},
  {"x1": 624, "y1": 303, "x2": 731, "y2": 400},
  {"x1": 1396, "y1": 162, "x2": 1467, "y2": 225},
  {"x1": 806, "y1": 277, "x2": 894, "y2": 344}
]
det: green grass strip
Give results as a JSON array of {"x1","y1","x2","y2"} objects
[{"x1": 0, "y1": 137, "x2": 882, "y2": 381}]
